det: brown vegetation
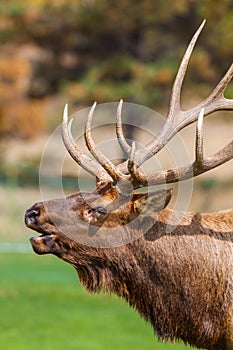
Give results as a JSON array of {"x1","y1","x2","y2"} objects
[{"x1": 0, "y1": 1, "x2": 232, "y2": 140}]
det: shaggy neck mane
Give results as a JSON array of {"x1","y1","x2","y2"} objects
[
  {"x1": 64, "y1": 208, "x2": 233, "y2": 295},
  {"x1": 58, "y1": 208, "x2": 233, "y2": 347}
]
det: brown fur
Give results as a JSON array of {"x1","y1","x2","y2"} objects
[{"x1": 25, "y1": 185, "x2": 233, "y2": 350}]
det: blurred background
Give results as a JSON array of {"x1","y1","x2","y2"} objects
[{"x1": 0, "y1": 1, "x2": 232, "y2": 349}]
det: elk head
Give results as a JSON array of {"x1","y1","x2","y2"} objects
[{"x1": 25, "y1": 19, "x2": 233, "y2": 261}]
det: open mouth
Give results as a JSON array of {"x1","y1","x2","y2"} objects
[
  {"x1": 30, "y1": 232, "x2": 55, "y2": 241},
  {"x1": 25, "y1": 204, "x2": 59, "y2": 255},
  {"x1": 29, "y1": 230, "x2": 56, "y2": 255}
]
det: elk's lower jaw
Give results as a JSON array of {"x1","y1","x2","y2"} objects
[{"x1": 30, "y1": 233, "x2": 56, "y2": 255}]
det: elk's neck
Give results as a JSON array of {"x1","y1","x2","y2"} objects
[
  {"x1": 68, "y1": 208, "x2": 233, "y2": 295},
  {"x1": 62, "y1": 207, "x2": 233, "y2": 343}
]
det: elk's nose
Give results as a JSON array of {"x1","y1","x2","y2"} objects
[{"x1": 25, "y1": 203, "x2": 41, "y2": 226}]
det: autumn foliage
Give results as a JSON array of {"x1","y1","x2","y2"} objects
[{"x1": 0, "y1": 0, "x2": 232, "y2": 139}]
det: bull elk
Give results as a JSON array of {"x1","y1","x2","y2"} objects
[{"x1": 25, "y1": 21, "x2": 233, "y2": 350}]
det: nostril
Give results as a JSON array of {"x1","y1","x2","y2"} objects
[
  {"x1": 25, "y1": 204, "x2": 41, "y2": 226},
  {"x1": 30, "y1": 209, "x2": 40, "y2": 218},
  {"x1": 28, "y1": 210, "x2": 40, "y2": 219}
]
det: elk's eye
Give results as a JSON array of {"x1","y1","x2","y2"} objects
[{"x1": 94, "y1": 206, "x2": 108, "y2": 216}]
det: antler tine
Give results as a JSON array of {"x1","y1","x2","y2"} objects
[
  {"x1": 84, "y1": 102, "x2": 121, "y2": 184},
  {"x1": 192, "y1": 107, "x2": 233, "y2": 175},
  {"x1": 203, "y1": 63, "x2": 233, "y2": 112},
  {"x1": 138, "y1": 20, "x2": 207, "y2": 162},
  {"x1": 168, "y1": 19, "x2": 206, "y2": 119},
  {"x1": 128, "y1": 141, "x2": 136, "y2": 176},
  {"x1": 195, "y1": 107, "x2": 204, "y2": 165},
  {"x1": 62, "y1": 104, "x2": 112, "y2": 181},
  {"x1": 116, "y1": 99, "x2": 131, "y2": 155},
  {"x1": 173, "y1": 63, "x2": 233, "y2": 133}
]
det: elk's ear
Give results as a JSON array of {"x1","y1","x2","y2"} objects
[{"x1": 132, "y1": 189, "x2": 172, "y2": 214}]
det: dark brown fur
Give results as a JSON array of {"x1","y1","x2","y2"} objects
[{"x1": 25, "y1": 186, "x2": 233, "y2": 350}]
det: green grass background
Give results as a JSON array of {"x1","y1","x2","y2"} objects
[{"x1": 0, "y1": 252, "x2": 191, "y2": 350}]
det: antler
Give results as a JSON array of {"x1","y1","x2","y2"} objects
[
  {"x1": 116, "y1": 99, "x2": 131, "y2": 156},
  {"x1": 130, "y1": 108, "x2": 233, "y2": 188},
  {"x1": 62, "y1": 104, "x2": 112, "y2": 182},
  {"x1": 62, "y1": 20, "x2": 233, "y2": 192},
  {"x1": 115, "y1": 20, "x2": 233, "y2": 185},
  {"x1": 84, "y1": 102, "x2": 123, "y2": 184},
  {"x1": 63, "y1": 102, "x2": 130, "y2": 187}
]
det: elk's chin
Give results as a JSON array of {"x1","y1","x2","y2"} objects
[{"x1": 30, "y1": 234, "x2": 56, "y2": 255}]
